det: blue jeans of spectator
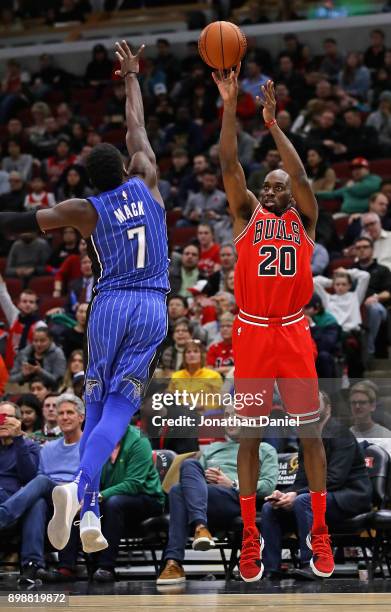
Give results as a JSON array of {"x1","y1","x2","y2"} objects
[
  {"x1": 90, "y1": 494, "x2": 163, "y2": 570},
  {"x1": 365, "y1": 302, "x2": 387, "y2": 355},
  {"x1": 163, "y1": 458, "x2": 240, "y2": 563},
  {"x1": 261, "y1": 492, "x2": 348, "y2": 571}
]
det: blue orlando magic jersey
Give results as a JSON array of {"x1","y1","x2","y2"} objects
[{"x1": 87, "y1": 177, "x2": 169, "y2": 294}]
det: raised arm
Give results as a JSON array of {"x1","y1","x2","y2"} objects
[
  {"x1": 115, "y1": 41, "x2": 161, "y2": 202},
  {"x1": 212, "y1": 66, "x2": 257, "y2": 237},
  {"x1": 258, "y1": 81, "x2": 318, "y2": 240}
]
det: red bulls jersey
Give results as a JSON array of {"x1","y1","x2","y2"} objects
[{"x1": 234, "y1": 204, "x2": 314, "y2": 317}]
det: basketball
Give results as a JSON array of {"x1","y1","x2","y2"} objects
[{"x1": 198, "y1": 21, "x2": 247, "y2": 70}]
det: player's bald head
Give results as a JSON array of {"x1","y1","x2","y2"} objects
[
  {"x1": 260, "y1": 169, "x2": 292, "y2": 216},
  {"x1": 265, "y1": 169, "x2": 291, "y2": 189}
]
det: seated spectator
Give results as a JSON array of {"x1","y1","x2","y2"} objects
[
  {"x1": 31, "y1": 116, "x2": 60, "y2": 160},
  {"x1": 169, "y1": 244, "x2": 203, "y2": 298},
  {"x1": 317, "y1": 158, "x2": 382, "y2": 214},
  {"x1": 248, "y1": 149, "x2": 281, "y2": 197},
  {"x1": 59, "y1": 303, "x2": 88, "y2": 358},
  {"x1": 10, "y1": 327, "x2": 66, "y2": 389},
  {"x1": 2, "y1": 139, "x2": 33, "y2": 182},
  {"x1": 182, "y1": 171, "x2": 227, "y2": 228},
  {"x1": 344, "y1": 192, "x2": 391, "y2": 246},
  {"x1": 0, "y1": 170, "x2": 25, "y2": 212},
  {"x1": 366, "y1": 91, "x2": 391, "y2": 156},
  {"x1": 48, "y1": 227, "x2": 79, "y2": 269},
  {"x1": 291, "y1": 99, "x2": 325, "y2": 139},
  {"x1": 0, "y1": 394, "x2": 84, "y2": 585},
  {"x1": 17, "y1": 394, "x2": 42, "y2": 436},
  {"x1": 304, "y1": 294, "x2": 341, "y2": 379},
  {"x1": 70, "y1": 121, "x2": 88, "y2": 154},
  {"x1": 349, "y1": 382, "x2": 391, "y2": 456},
  {"x1": 28, "y1": 102, "x2": 52, "y2": 150},
  {"x1": 240, "y1": 60, "x2": 270, "y2": 101},
  {"x1": 177, "y1": 154, "x2": 210, "y2": 203},
  {"x1": 29, "y1": 376, "x2": 54, "y2": 404},
  {"x1": 56, "y1": 165, "x2": 93, "y2": 201},
  {"x1": 241, "y1": 0, "x2": 270, "y2": 24},
  {"x1": 24, "y1": 176, "x2": 56, "y2": 210},
  {"x1": 55, "y1": 0, "x2": 86, "y2": 23},
  {"x1": 61, "y1": 349, "x2": 84, "y2": 393},
  {"x1": 53, "y1": 238, "x2": 88, "y2": 297},
  {"x1": 0, "y1": 276, "x2": 42, "y2": 369},
  {"x1": 223, "y1": 269, "x2": 235, "y2": 296},
  {"x1": 186, "y1": 79, "x2": 218, "y2": 124},
  {"x1": 85, "y1": 44, "x2": 112, "y2": 85},
  {"x1": 67, "y1": 255, "x2": 94, "y2": 311},
  {"x1": 160, "y1": 317, "x2": 192, "y2": 373},
  {"x1": 167, "y1": 294, "x2": 189, "y2": 332},
  {"x1": 0, "y1": 399, "x2": 39, "y2": 511},
  {"x1": 30, "y1": 53, "x2": 72, "y2": 100},
  {"x1": 206, "y1": 243, "x2": 236, "y2": 297},
  {"x1": 5, "y1": 232, "x2": 51, "y2": 285},
  {"x1": 236, "y1": 120, "x2": 257, "y2": 170},
  {"x1": 275, "y1": 53, "x2": 306, "y2": 106},
  {"x1": 163, "y1": 148, "x2": 191, "y2": 209},
  {"x1": 311, "y1": 243, "x2": 330, "y2": 275},
  {"x1": 104, "y1": 81, "x2": 126, "y2": 128},
  {"x1": 273, "y1": 83, "x2": 300, "y2": 120},
  {"x1": 338, "y1": 52, "x2": 371, "y2": 100},
  {"x1": 203, "y1": 292, "x2": 236, "y2": 346},
  {"x1": 305, "y1": 148, "x2": 336, "y2": 193},
  {"x1": 306, "y1": 110, "x2": 342, "y2": 160},
  {"x1": 44, "y1": 137, "x2": 76, "y2": 189},
  {"x1": 261, "y1": 391, "x2": 372, "y2": 579},
  {"x1": 364, "y1": 29, "x2": 386, "y2": 71},
  {"x1": 157, "y1": 415, "x2": 278, "y2": 584},
  {"x1": 335, "y1": 109, "x2": 379, "y2": 161},
  {"x1": 206, "y1": 312, "x2": 234, "y2": 377},
  {"x1": 163, "y1": 106, "x2": 203, "y2": 156},
  {"x1": 319, "y1": 38, "x2": 344, "y2": 82},
  {"x1": 0, "y1": 169, "x2": 10, "y2": 196},
  {"x1": 381, "y1": 178, "x2": 391, "y2": 205},
  {"x1": 32, "y1": 393, "x2": 62, "y2": 444},
  {"x1": 353, "y1": 236, "x2": 391, "y2": 356},
  {"x1": 257, "y1": 110, "x2": 304, "y2": 160},
  {"x1": 197, "y1": 224, "x2": 221, "y2": 278},
  {"x1": 361, "y1": 212, "x2": 391, "y2": 270}
]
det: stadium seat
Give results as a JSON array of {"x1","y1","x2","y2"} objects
[
  {"x1": 0, "y1": 258, "x2": 6, "y2": 275},
  {"x1": 319, "y1": 198, "x2": 342, "y2": 214},
  {"x1": 334, "y1": 216, "x2": 349, "y2": 239},
  {"x1": 39, "y1": 296, "x2": 66, "y2": 317},
  {"x1": 166, "y1": 209, "x2": 183, "y2": 227},
  {"x1": 4, "y1": 279, "x2": 23, "y2": 300},
  {"x1": 369, "y1": 159, "x2": 391, "y2": 180},
  {"x1": 332, "y1": 161, "x2": 351, "y2": 181},
  {"x1": 29, "y1": 276, "x2": 54, "y2": 295},
  {"x1": 170, "y1": 226, "x2": 198, "y2": 248},
  {"x1": 327, "y1": 257, "x2": 356, "y2": 275},
  {"x1": 102, "y1": 129, "x2": 126, "y2": 146}
]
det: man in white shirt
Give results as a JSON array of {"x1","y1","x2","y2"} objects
[{"x1": 362, "y1": 212, "x2": 391, "y2": 271}]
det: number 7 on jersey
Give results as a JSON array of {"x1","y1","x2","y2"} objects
[{"x1": 127, "y1": 226, "x2": 146, "y2": 269}]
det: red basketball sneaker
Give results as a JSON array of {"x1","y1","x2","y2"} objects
[
  {"x1": 239, "y1": 528, "x2": 264, "y2": 582},
  {"x1": 306, "y1": 529, "x2": 335, "y2": 577}
]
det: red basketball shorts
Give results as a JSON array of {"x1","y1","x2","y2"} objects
[{"x1": 232, "y1": 309, "x2": 320, "y2": 426}]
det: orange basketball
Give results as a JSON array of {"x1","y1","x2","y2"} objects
[{"x1": 198, "y1": 21, "x2": 247, "y2": 71}]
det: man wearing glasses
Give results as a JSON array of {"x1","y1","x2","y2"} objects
[
  {"x1": 361, "y1": 212, "x2": 391, "y2": 271},
  {"x1": 349, "y1": 381, "x2": 391, "y2": 456}
]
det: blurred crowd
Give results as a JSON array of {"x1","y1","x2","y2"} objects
[{"x1": 1, "y1": 24, "x2": 391, "y2": 584}]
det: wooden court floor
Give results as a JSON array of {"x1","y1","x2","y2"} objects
[{"x1": 2, "y1": 593, "x2": 391, "y2": 612}]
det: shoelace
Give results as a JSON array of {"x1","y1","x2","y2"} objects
[
  {"x1": 165, "y1": 564, "x2": 181, "y2": 577},
  {"x1": 240, "y1": 531, "x2": 260, "y2": 563},
  {"x1": 73, "y1": 515, "x2": 103, "y2": 527},
  {"x1": 312, "y1": 533, "x2": 332, "y2": 558}
]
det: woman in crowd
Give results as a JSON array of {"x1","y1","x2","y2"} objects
[
  {"x1": 305, "y1": 147, "x2": 336, "y2": 193},
  {"x1": 61, "y1": 349, "x2": 84, "y2": 393},
  {"x1": 338, "y1": 52, "x2": 371, "y2": 100},
  {"x1": 56, "y1": 165, "x2": 93, "y2": 201},
  {"x1": 17, "y1": 393, "x2": 42, "y2": 435}
]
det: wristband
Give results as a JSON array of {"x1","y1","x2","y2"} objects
[
  {"x1": 123, "y1": 70, "x2": 138, "y2": 78},
  {"x1": 265, "y1": 118, "x2": 277, "y2": 129}
]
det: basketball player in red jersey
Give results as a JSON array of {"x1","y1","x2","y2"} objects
[{"x1": 212, "y1": 69, "x2": 334, "y2": 581}]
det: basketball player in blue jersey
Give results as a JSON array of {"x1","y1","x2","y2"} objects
[{"x1": 0, "y1": 41, "x2": 169, "y2": 554}]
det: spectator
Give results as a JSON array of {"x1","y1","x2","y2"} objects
[
  {"x1": 155, "y1": 38, "x2": 180, "y2": 88},
  {"x1": 167, "y1": 295, "x2": 189, "y2": 329},
  {"x1": 32, "y1": 116, "x2": 60, "y2": 160},
  {"x1": 160, "y1": 318, "x2": 192, "y2": 373},
  {"x1": 305, "y1": 148, "x2": 336, "y2": 193},
  {"x1": 338, "y1": 52, "x2": 371, "y2": 100},
  {"x1": 336, "y1": 109, "x2": 379, "y2": 161},
  {"x1": 311, "y1": 243, "x2": 330, "y2": 275},
  {"x1": 56, "y1": 103, "x2": 73, "y2": 136},
  {"x1": 67, "y1": 255, "x2": 94, "y2": 311},
  {"x1": 177, "y1": 154, "x2": 210, "y2": 203},
  {"x1": 30, "y1": 53, "x2": 72, "y2": 100},
  {"x1": 17, "y1": 394, "x2": 42, "y2": 436},
  {"x1": 163, "y1": 106, "x2": 203, "y2": 156},
  {"x1": 306, "y1": 110, "x2": 341, "y2": 159},
  {"x1": 291, "y1": 99, "x2": 326, "y2": 139},
  {"x1": 344, "y1": 192, "x2": 391, "y2": 246},
  {"x1": 61, "y1": 349, "x2": 84, "y2": 392},
  {"x1": 261, "y1": 391, "x2": 372, "y2": 579},
  {"x1": 366, "y1": 90, "x2": 391, "y2": 156},
  {"x1": 56, "y1": 165, "x2": 93, "y2": 201},
  {"x1": 364, "y1": 29, "x2": 386, "y2": 71},
  {"x1": 89, "y1": 425, "x2": 165, "y2": 582},
  {"x1": 236, "y1": 119, "x2": 257, "y2": 169},
  {"x1": 169, "y1": 244, "x2": 203, "y2": 298},
  {"x1": 32, "y1": 393, "x2": 62, "y2": 444},
  {"x1": 361, "y1": 212, "x2": 391, "y2": 270},
  {"x1": 0, "y1": 169, "x2": 10, "y2": 196},
  {"x1": 6, "y1": 232, "x2": 51, "y2": 283},
  {"x1": 273, "y1": 83, "x2": 300, "y2": 120},
  {"x1": 157, "y1": 417, "x2": 278, "y2": 584},
  {"x1": 317, "y1": 158, "x2": 382, "y2": 214},
  {"x1": 0, "y1": 399, "x2": 39, "y2": 509},
  {"x1": 241, "y1": 1, "x2": 270, "y2": 25},
  {"x1": 319, "y1": 38, "x2": 344, "y2": 82},
  {"x1": 0, "y1": 170, "x2": 25, "y2": 212},
  {"x1": 55, "y1": 0, "x2": 86, "y2": 23},
  {"x1": 48, "y1": 227, "x2": 79, "y2": 268},
  {"x1": 381, "y1": 178, "x2": 391, "y2": 204},
  {"x1": 85, "y1": 44, "x2": 112, "y2": 85},
  {"x1": 349, "y1": 382, "x2": 391, "y2": 456},
  {"x1": 24, "y1": 176, "x2": 56, "y2": 210},
  {"x1": 70, "y1": 121, "x2": 88, "y2": 154},
  {"x1": 353, "y1": 236, "x2": 391, "y2": 356},
  {"x1": 10, "y1": 327, "x2": 66, "y2": 389},
  {"x1": 275, "y1": 54, "x2": 306, "y2": 105},
  {"x1": 53, "y1": 236, "x2": 89, "y2": 296},
  {"x1": 197, "y1": 224, "x2": 221, "y2": 278},
  {"x1": 28, "y1": 102, "x2": 52, "y2": 150},
  {"x1": 206, "y1": 243, "x2": 236, "y2": 296},
  {"x1": 0, "y1": 60, "x2": 30, "y2": 124},
  {"x1": 182, "y1": 172, "x2": 226, "y2": 229},
  {"x1": 45, "y1": 137, "x2": 77, "y2": 189},
  {"x1": 60, "y1": 303, "x2": 88, "y2": 358},
  {"x1": 257, "y1": 110, "x2": 304, "y2": 159},
  {"x1": 0, "y1": 394, "x2": 84, "y2": 585},
  {"x1": 0, "y1": 276, "x2": 42, "y2": 369},
  {"x1": 2, "y1": 139, "x2": 33, "y2": 182},
  {"x1": 104, "y1": 82, "x2": 126, "y2": 128},
  {"x1": 164, "y1": 148, "x2": 191, "y2": 209},
  {"x1": 304, "y1": 294, "x2": 341, "y2": 379},
  {"x1": 240, "y1": 60, "x2": 270, "y2": 102},
  {"x1": 29, "y1": 376, "x2": 54, "y2": 404},
  {"x1": 206, "y1": 312, "x2": 234, "y2": 376},
  {"x1": 248, "y1": 150, "x2": 281, "y2": 197}
]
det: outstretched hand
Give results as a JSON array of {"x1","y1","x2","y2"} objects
[
  {"x1": 115, "y1": 40, "x2": 145, "y2": 77},
  {"x1": 212, "y1": 63, "x2": 241, "y2": 105},
  {"x1": 257, "y1": 80, "x2": 276, "y2": 124}
]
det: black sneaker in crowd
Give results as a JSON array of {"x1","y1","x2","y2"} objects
[{"x1": 18, "y1": 562, "x2": 44, "y2": 586}]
